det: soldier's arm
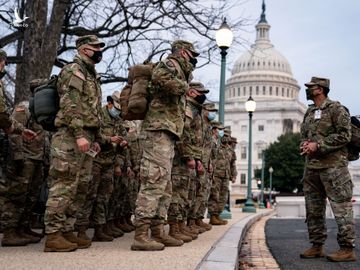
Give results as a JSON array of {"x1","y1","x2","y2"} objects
[
  {"x1": 58, "y1": 65, "x2": 86, "y2": 138},
  {"x1": 151, "y1": 61, "x2": 188, "y2": 96},
  {"x1": 317, "y1": 104, "x2": 351, "y2": 154},
  {"x1": 7, "y1": 105, "x2": 29, "y2": 159}
]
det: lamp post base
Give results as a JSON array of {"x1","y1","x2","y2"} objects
[
  {"x1": 219, "y1": 204, "x2": 232, "y2": 219},
  {"x1": 242, "y1": 198, "x2": 257, "y2": 213},
  {"x1": 259, "y1": 202, "x2": 265, "y2": 209}
]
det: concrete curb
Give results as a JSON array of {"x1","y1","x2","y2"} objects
[{"x1": 195, "y1": 209, "x2": 275, "y2": 270}]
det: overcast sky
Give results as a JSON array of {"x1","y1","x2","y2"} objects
[{"x1": 195, "y1": 0, "x2": 360, "y2": 115}]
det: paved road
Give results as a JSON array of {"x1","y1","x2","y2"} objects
[{"x1": 266, "y1": 218, "x2": 360, "y2": 270}]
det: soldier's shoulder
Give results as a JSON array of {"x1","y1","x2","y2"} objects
[{"x1": 59, "y1": 63, "x2": 86, "y2": 90}]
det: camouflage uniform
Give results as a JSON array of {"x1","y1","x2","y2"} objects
[
  {"x1": 3, "y1": 101, "x2": 46, "y2": 230},
  {"x1": 76, "y1": 104, "x2": 127, "y2": 227},
  {"x1": 135, "y1": 45, "x2": 194, "y2": 222},
  {"x1": 44, "y1": 51, "x2": 109, "y2": 234},
  {"x1": 168, "y1": 92, "x2": 204, "y2": 223},
  {"x1": 301, "y1": 97, "x2": 355, "y2": 248}
]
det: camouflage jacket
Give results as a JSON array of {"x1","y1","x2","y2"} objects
[
  {"x1": 95, "y1": 106, "x2": 128, "y2": 166},
  {"x1": 142, "y1": 55, "x2": 193, "y2": 139},
  {"x1": 300, "y1": 98, "x2": 351, "y2": 169},
  {"x1": 55, "y1": 54, "x2": 108, "y2": 142},
  {"x1": 8, "y1": 101, "x2": 46, "y2": 161},
  {"x1": 127, "y1": 130, "x2": 142, "y2": 174},
  {"x1": 0, "y1": 80, "x2": 24, "y2": 133},
  {"x1": 213, "y1": 142, "x2": 231, "y2": 178},
  {"x1": 201, "y1": 118, "x2": 214, "y2": 169},
  {"x1": 228, "y1": 146, "x2": 237, "y2": 179}
]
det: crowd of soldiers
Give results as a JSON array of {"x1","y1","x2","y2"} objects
[{"x1": 0, "y1": 35, "x2": 237, "y2": 252}]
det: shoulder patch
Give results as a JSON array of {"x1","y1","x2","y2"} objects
[
  {"x1": 74, "y1": 70, "x2": 86, "y2": 81},
  {"x1": 69, "y1": 74, "x2": 84, "y2": 91},
  {"x1": 165, "y1": 60, "x2": 175, "y2": 68}
]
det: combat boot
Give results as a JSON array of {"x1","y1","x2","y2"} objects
[
  {"x1": 178, "y1": 221, "x2": 198, "y2": 240},
  {"x1": 210, "y1": 215, "x2": 223, "y2": 226},
  {"x1": 115, "y1": 217, "x2": 133, "y2": 233},
  {"x1": 77, "y1": 226, "x2": 91, "y2": 242},
  {"x1": 188, "y1": 219, "x2": 206, "y2": 233},
  {"x1": 92, "y1": 225, "x2": 113, "y2": 242},
  {"x1": 196, "y1": 218, "x2": 212, "y2": 231},
  {"x1": 125, "y1": 214, "x2": 135, "y2": 231},
  {"x1": 17, "y1": 227, "x2": 41, "y2": 243},
  {"x1": 24, "y1": 226, "x2": 44, "y2": 238},
  {"x1": 44, "y1": 231, "x2": 78, "y2": 252},
  {"x1": 63, "y1": 231, "x2": 91, "y2": 249},
  {"x1": 131, "y1": 219, "x2": 165, "y2": 251},
  {"x1": 168, "y1": 221, "x2": 192, "y2": 243},
  {"x1": 150, "y1": 220, "x2": 183, "y2": 247},
  {"x1": 300, "y1": 244, "x2": 325, "y2": 258},
  {"x1": 217, "y1": 215, "x2": 228, "y2": 225},
  {"x1": 1, "y1": 228, "x2": 32, "y2": 246},
  {"x1": 108, "y1": 220, "x2": 124, "y2": 238},
  {"x1": 326, "y1": 246, "x2": 356, "y2": 262}
]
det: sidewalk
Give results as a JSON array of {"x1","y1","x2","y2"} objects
[{"x1": 0, "y1": 208, "x2": 271, "y2": 270}]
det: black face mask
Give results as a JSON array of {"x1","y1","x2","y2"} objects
[
  {"x1": 0, "y1": 70, "x2": 6, "y2": 79},
  {"x1": 87, "y1": 49, "x2": 103, "y2": 63},
  {"x1": 194, "y1": 94, "x2": 206, "y2": 104},
  {"x1": 189, "y1": 57, "x2": 198, "y2": 68},
  {"x1": 305, "y1": 88, "x2": 317, "y2": 100}
]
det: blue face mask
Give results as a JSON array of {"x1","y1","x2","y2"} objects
[
  {"x1": 108, "y1": 107, "x2": 121, "y2": 118},
  {"x1": 218, "y1": 130, "x2": 224, "y2": 138},
  {"x1": 207, "y1": 112, "x2": 216, "y2": 121}
]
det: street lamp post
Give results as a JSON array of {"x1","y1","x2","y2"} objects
[
  {"x1": 216, "y1": 17, "x2": 233, "y2": 219},
  {"x1": 269, "y1": 166, "x2": 274, "y2": 207},
  {"x1": 243, "y1": 96, "x2": 257, "y2": 213},
  {"x1": 216, "y1": 17, "x2": 233, "y2": 124},
  {"x1": 259, "y1": 151, "x2": 265, "y2": 209}
]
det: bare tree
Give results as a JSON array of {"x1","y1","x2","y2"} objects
[{"x1": 0, "y1": 0, "x2": 249, "y2": 103}]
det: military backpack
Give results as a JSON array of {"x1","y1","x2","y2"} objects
[{"x1": 120, "y1": 61, "x2": 157, "y2": 121}]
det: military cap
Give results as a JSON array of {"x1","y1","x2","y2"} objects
[
  {"x1": 304, "y1": 76, "x2": 330, "y2": 89},
  {"x1": 230, "y1": 137, "x2": 237, "y2": 143},
  {"x1": 111, "y1": 90, "x2": 121, "y2": 110},
  {"x1": 224, "y1": 126, "x2": 231, "y2": 136},
  {"x1": 203, "y1": 103, "x2": 218, "y2": 112},
  {"x1": 0, "y1": 49, "x2": 7, "y2": 61},
  {"x1": 211, "y1": 121, "x2": 224, "y2": 129},
  {"x1": 171, "y1": 40, "x2": 199, "y2": 56},
  {"x1": 189, "y1": 82, "x2": 209, "y2": 94},
  {"x1": 76, "y1": 35, "x2": 105, "y2": 49}
]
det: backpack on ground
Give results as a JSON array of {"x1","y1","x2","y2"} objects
[
  {"x1": 29, "y1": 75, "x2": 59, "y2": 132},
  {"x1": 120, "y1": 61, "x2": 156, "y2": 120}
]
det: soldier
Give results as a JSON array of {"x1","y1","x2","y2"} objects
[
  {"x1": 192, "y1": 103, "x2": 219, "y2": 231},
  {"x1": 131, "y1": 40, "x2": 199, "y2": 251},
  {"x1": 75, "y1": 92, "x2": 127, "y2": 242},
  {"x1": 229, "y1": 137, "x2": 238, "y2": 184},
  {"x1": 299, "y1": 77, "x2": 356, "y2": 262},
  {"x1": 167, "y1": 82, "x2": 208, "y2": 243},
  {"x1": 43, "y1": 35, "x2": 122, "y2": 252},
  {"x1": 0, "y1": 50, "x2": 37, "y2": 247},
  {"x1": 208, "y1": 124, "x2": 230, "y2": 225}
]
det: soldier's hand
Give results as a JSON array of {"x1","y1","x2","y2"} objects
[
  {"x1": 120, "y1": 140, "x2": 128, "y2": 147},
  {"x1": 187, "y1": 159, "x2": 196, "y2": 169},
  {"x1": 127, "y1": 167, "x2": 135, "y2": 178},
  {"x1": 76, "y1": 137, "x2": 90, "y2": 152},
  {"x1": 22, "y1": 129, "x2": 37, "y2": 141},
  {"x1": 110, "y1": 135, "x2": 124, "y2": 144},
  {"x1": 93, "y1": 142, "x2": 101, "y2": 153},
  {"x1": 114, "y1": 165, "x2": 122, "y2": 176},
  {"x1": 196, "y1": 160, "x2": 205, "y2": 175}
]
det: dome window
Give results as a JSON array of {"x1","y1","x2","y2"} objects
[
  {"x1": 238, "y1": 87, "x2": 241, "y2": 96},
  {"x1": 263, "y1": 86, "x2": 266, "y2": 95},
  {"x1": 243, "y1": 87, "x2": 246, "y2": 96},
  {"x1": 276, "y1": 87, "x2": 279, "y2": 96},
  {"x1": 269, "y1": 86, "x2": 272, "y2": 95},
  {"x1": 282, "y1": 88, "x2": 284, "y2": 96},
  {"x1": 256, "y1": 86, "x2": 259, "y2": 95}
]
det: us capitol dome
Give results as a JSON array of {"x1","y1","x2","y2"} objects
[{"x1": 225, "y1": 1, "x2": 307, "y2": 200}]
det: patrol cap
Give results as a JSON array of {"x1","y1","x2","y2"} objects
[
  {"x1": 189, "y1": 82, "x2": 209, "y2": 94},
  {"x1": 211, "y1": 121, "x2": 224, "y2": 129},
  {"x1": 171, "y1": 40, "x2": 199, "y2": 57},
  {"x1": 304, "y1": 77, "x2": 330, "y2": 89},
  {"x1": 111, "y1": 90, "x2": 121, "y2": 110},
  {"x1": 76, "y1": 35, "x2": 105, "y2": 49},
  {"x1": 0, "y1": 49, "x2": 7, "y2": 61},
  {"x1": 224, "y1": 126, "x2": 231, "y2": 136},
  {"x1": 203, "y1": 103, "x2": 218, "y2": 112},
  {"x1": 230, "y1": 137, "x2": 237, "y2": 143}
]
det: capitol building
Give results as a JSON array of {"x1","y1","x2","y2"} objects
[{"x1": 224, "y1": 3, "x2": 307, "y2": 201}]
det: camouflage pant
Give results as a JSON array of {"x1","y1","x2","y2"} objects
[
  {"x1": 129, "y1": 174, "x2": 140, "y2": 214},
  {"x1": 44, "y1": 129, "x2": 95, "y2": 234},
  {"x1": 197, "y1": 171, "x2": 213, "y2": 219},
  {"x1": 108, "y1": 175, "x2": 122, "y2": 221},
  {"x1": 303, "y1": 167, "x2": 355, "y2": 247},
  {"x1": 188, "y1": 170, "x2": 208, "y2": 220},
  {"x1": 207, "y1": 176, "x2": 228, "y2": 215},
  {"x1": 76, "y1": 160, "x2": 114, "y2": 227},
  {"x1": 135, "y1": 130, "x2": 174, "y2": 221}
]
